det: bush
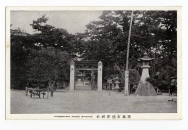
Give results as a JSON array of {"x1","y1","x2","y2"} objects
[
  {"x1": 129, "y1": 69, "x2": 140, "y2": 85},
  {"x1": 118, "y1": 69, "x2": 140, "y2": 86}
]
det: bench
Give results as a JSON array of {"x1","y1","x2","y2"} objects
[
  {"x1": 41, "y1": 92, "x2": 46, "y2": 98},
  {"x1": 29, "y1": 90, "x2": 40, "y2": 98},
  {"x1": 29, "y1": 89, "x2": 46, "y2": 98}
]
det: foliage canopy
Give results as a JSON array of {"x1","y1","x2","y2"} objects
[{"x1": 11, "y1": 11, "x2": 177, "y2": 90}]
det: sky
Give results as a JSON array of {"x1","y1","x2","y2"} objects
[{"x1": 10, "y1": 11, "x2": 103, "y2": 34}]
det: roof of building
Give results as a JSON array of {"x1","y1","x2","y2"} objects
[{"x1": 74, "y1": 60, "x2": 99, "y2": 65}]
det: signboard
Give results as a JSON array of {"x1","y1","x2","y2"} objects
[{"x1": 107, "y1": 78, "x2": 112, "y2": 84}]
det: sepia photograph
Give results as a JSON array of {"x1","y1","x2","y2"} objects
[{"x1": 6, "y1": 7, "x2": 181, "y2": 120}]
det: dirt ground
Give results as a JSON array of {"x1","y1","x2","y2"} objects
[{"x1": 10, "y1": 89, "x2": 177, "y2": 114}]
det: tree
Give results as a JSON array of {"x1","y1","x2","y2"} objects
[
  {"x1": 30, "y1": 15, "x2": 77, "y2": 53},
  {"x1": 10, "y1": 27, "x2": 31, "y2": 89},
  {"x1": 25, "y1": 47, "x2": 70, "y2": 82},
  {"x1": 135, "y1": 11, "x2": 177, "y2": 87},
  {"x1": 113, "y1": 64, "x2": 140, "y2": 85},
  {"x1": 77, "y1": 10, "x2": 177, "y2": 89},
  {"x1": 10, "y1": 12, "x2": 177, "y2": 90},
  {"x1": 11, "y1": 15, "x2": 75, "y2": 89}
]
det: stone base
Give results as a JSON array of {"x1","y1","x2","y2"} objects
[{"x1": 135, "y1": 81, "x2": 157, "y2": 96}]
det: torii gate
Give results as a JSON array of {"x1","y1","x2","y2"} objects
[{"x1": 69, "y1": 60, "x2": 103, "y2": 91}]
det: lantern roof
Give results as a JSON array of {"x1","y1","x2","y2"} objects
[{"x1": 140, "y1": 52, "x2": 153, "y2": 61}]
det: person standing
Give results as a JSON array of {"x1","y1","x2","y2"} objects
[{"x1": 169, "y1": 77, "x2": 177, "y2": 96}]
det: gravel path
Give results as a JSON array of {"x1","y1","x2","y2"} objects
[{"x1": 10, "y1": 89, "x2": 177, "y2": 114}]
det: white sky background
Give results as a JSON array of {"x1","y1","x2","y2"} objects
[{"x1": 10, "y1": 11, "x2": 103, "y2": 34}]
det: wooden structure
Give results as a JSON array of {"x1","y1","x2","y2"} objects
[{"x1": 69, "y1": 60, "x2": 103, "y2": 91}]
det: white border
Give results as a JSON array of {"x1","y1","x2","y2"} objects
[{"x1": 6, "y1": 6, "x2": 182, "y2": 120}]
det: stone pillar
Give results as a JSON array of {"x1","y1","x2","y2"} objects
[
  {"x1": 70, "y1": 60, "x2": 75, "y2": 91},
  {"x1": 97, "y1": 61, "x2": 102, "y2": 91},
  {"x1": 140, "y1": 66, "x2": 150, "y2": 83},
  {"x1": 124, "y1": 70, "x2": 129, "y2": 96}
]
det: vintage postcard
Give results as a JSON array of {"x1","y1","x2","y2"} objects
[{"x1": 6, "y1": 6, "x2": 182, "y2": 120}]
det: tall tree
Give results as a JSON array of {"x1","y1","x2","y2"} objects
[
  {"x1": 78, "y1": 10, "x2": 177, "y2": 87},
  {"x1": 11, "y1": 15, "x2": 75, "y2": 89}
]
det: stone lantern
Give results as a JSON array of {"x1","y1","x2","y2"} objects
[
  {"x1": 135, "y1": 52, "x2": 157, "y2": 96},
  {"x1": 114, "y1": 76, "x2": 120, "y2": 90},
  {"x1": 140, "y1": 52, "x2": 153, "y2": 83}
]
